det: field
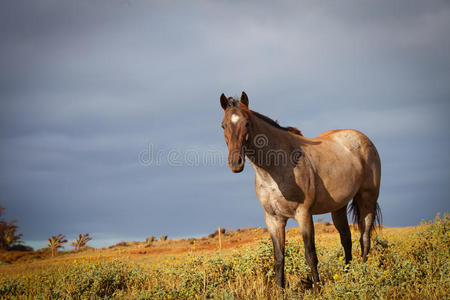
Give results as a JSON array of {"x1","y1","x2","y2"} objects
[{"x1": 0, "y1": 215, "x2": 448, "y2": 299}]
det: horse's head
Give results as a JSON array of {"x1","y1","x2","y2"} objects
[{"x1": 220, "y1": 92, "x2": 251, "y2": 173}]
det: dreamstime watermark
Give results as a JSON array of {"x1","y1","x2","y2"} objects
[
  {"x1": 139, "y1": 145, "x2": 227, "y2": 167},
  {"x1": 138, "y1": 134, "x2": 302, "y2": 167}
]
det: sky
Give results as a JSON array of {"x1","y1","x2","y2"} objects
[{"x1": 0, "y1": 0, "x2": 449, "y2": 249}]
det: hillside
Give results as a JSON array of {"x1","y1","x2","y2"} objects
[{"x1": 0, "y1": 216, "x2": 448, "y2": 299}]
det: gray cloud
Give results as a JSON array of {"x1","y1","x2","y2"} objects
[{"x1": 0, "y1": 0, "x2": 449, "y2": 248}]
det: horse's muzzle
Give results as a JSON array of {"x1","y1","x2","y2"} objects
[{"x1": 229, "y1": 155, "x2": 245, "y2": 173}]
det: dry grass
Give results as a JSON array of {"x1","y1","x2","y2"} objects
[{"x1": 0, "y1": 215, "x2": 448, "y2": 299}]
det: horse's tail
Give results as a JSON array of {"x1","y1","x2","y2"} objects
[
  {"x1": 348, "y1": 199, "x2": 382, "y2": 232},
  {"x1": 348, "y1": 199, "x2": 360, "y2": 230}
]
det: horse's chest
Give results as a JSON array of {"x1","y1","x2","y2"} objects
[{"x1": 255, "y1": 176, "x2": 298, "y2": 218}]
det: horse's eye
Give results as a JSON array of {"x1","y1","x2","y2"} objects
[{"x1": 245, "y1": 122, "x2": 250, "y2": 128}]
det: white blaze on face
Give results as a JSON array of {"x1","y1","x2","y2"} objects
[{"x1": 231, "y1": 114, "x2": 240, "y2": 124}]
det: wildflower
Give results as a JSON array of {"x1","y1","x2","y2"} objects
[
  {"x1": 333, "y1": 274, "x2": 340, "y2": 280},
  {"x1": 339, "y1": 256, "x2": 344, "y2": 261}
]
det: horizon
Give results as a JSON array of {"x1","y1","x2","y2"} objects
[{"x1": 24, "y1": 217, "x2": 436, "y2": 251}]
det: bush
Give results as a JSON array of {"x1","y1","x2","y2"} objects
[
  {"x1": 208, "y1": 228, "x2": 226, "y2": 238},
  {"x1": 146, "y1": 236, "x2": 157, "y2": 243},
  {"x1": 0, "y1": 260, "x2": 147, "y2": 298},
  {"x1": 0, "y1": 206, "x2": 23, "y2": 250},
  {"x1": 112, "y1": 241, "x2": 129, "y2": 247},
  {"x1": 7, "y1": 244, "x2": 33, "y2": 251}
]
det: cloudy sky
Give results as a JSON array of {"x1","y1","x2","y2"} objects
[{"x1": 1, "y1": 0, "x2": 449, "y2": 249}]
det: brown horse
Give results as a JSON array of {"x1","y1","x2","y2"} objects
[{"x1": 220, "y1": 92, "x2": 381, "y2": 288}]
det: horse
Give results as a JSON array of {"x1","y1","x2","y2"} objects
[{"x1": 219, "y1": 92, "x2": 381, "y2": 288}]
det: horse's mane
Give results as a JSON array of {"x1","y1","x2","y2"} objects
[
  {"x1": 250, "y1": 110, "x2": 303, "y2": 136},
  {"x1": 227, "y1": 97, "x2": 303, "y2": 136}
]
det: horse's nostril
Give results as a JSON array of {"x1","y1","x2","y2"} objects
[{"x1": 238, "y1": 157, "x2": 243, "y2": 165}]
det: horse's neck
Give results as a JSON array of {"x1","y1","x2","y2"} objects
[{"x1": 246, "y1": 114, "x2": 301, "y2": 171}]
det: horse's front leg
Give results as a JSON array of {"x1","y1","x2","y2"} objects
[
  {"x1": 265, "y1": 212, "x2": 287, "y2": 288},
  {"x1": 296, "y1": 209, "x2": 320, "y2": 284}
]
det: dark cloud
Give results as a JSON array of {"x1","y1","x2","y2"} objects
[{"x1": 0, "y1": 0, "x2": 449, "y2": 248}]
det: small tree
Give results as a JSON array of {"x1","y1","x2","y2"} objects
[
  {"x1": 0, "y1": 206, "x2": 23, "y2": 250},
  {"x1": 47, "y1": 234, "x2": 67, "y2": 256},
  {"x1": 70, "y1": 233, "x2": 92, "y2": 251}
]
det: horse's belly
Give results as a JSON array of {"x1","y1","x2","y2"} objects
[
  {"x1": 310, "y1": 193, "x2": 354, "y2": 214},
  {"x1": 311, "y1": 167, "x2": 361, "y2": 214}
]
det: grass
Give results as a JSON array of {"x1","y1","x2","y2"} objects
[{"x1": 0, "y1": 214, "x2": 448, "y2": 299}]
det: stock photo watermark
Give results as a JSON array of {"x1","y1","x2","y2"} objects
[
  {"x1": 138, "y1": 134, "x2": 302, "y2": 167},
  {"x1": 139, "y1": 145, "x2": 227, "y2": 167}
]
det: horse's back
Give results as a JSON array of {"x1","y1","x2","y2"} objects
[
  {"x1": 317, "y1": 129, "x2": 381, "y2": 191},
  {"x1": 318, "y1": 129, "x2": 375, "y2": 153}
]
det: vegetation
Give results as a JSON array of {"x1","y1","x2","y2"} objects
[
  {"x1": 0, "y1": 214, "x2": 448, "y2": 299},
  {"x1": 146, "y1": 236, "x2": 157, "y2": 243},
  {"x1": 0, "y1": 206, "x2": 23, "y2": 250},
  {"x1": 47, "y1": 234, "x2": 68, "y2": 257},
  {"x1": 70, "y1": 233, "x2": 92, "y2": 251}
]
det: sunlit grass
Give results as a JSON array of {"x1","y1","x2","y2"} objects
[{"x1": 0, "y1": 214, "x2": 448, "y2": 299}]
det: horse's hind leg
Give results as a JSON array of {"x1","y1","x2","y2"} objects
[
  {"x1": 354, "y1": 190, "x2": 379, "y2": 262},
  {"x1": 331, "y1": 206, "x2": 352, "y2": 264}
]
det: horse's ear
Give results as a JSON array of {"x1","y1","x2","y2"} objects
[
  {"x1": 240, "y1": 91, "x2": 249, "y2": 107},
  {"x1": 220, "y1": 93, "x2": 229, "y2": 110}
]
